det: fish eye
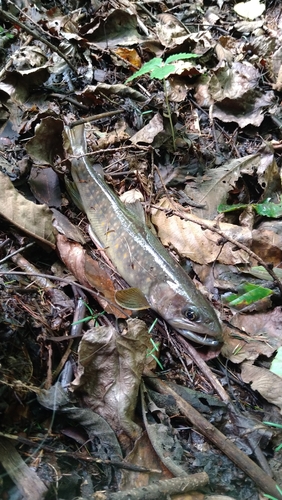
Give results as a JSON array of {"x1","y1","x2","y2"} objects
[{"x1": 183, "y1": 307, "x2": 199, "y2": 322}]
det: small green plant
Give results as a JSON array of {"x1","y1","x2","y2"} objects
[
  {"x1": 218, "y1": 196, "x2": 282, "y2": 219},
  {"x1": 0, "y1": 25, "x2": 14, "y2": 46},
  {"x1": 262, "y1": 484, "x2": 282, "y2": 500},
  {"x1": 72, "y1": 300, "x2": 105, "y2": 326},
  {"x1": 126, "y1": 53, "x2": 198, "y2": 150},
  {"x1": 147, "y1": 318, "x2": 163, "y2": 370},
  {"x1": 126, "y1": 53, "x2": 198, "y2": 83}
]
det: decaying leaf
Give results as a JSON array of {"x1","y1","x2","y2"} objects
[
  {"x1": 130, "y1": 113, "x2": 164, "y2": 145},
  {"x1": 151, "y1": 198, "x2": 251, "y2": 265},
  {"x1": 71, "y1": 319, "x2": 151, "y2": 447},
  {"x1": 0, "y1": 170, "x2": 56, "y2": 249},
  {"x1": 241, "y1": 362, "x2": 282, "y2": 413},
  {"x1": 140, "y1": 382, "x2": 187, "y2": 477},
  {"x1": 26, "y1": 117, "x2": 64, "y2": 166}
]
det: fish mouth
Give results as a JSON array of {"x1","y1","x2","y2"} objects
[{"x1": 176, "y1": 328, "x2": 222, "y2": 346}]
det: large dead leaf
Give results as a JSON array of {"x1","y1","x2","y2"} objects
[
  {"x1": 29, "y1": 166, "x2": 61, "y2": 207},
  {"x1": 151, "y1": 198, "x2": 251, "y2": 265},
  {"x1": 251, "y1": 229, "x2": 282, "y2": 266},
  {"x1": 241, "y1": 362, "x2": 282, "y2": 413},
  {"x1": 221, "y1": 306, "x2": 282, "y2": 363},
  {"x1": 86, "y1": 10, "x2": 144, "y2": 49},
  {"x1": 26, "y1": 117, "x2": 64, "y2": 166},
  {"x1": 208, "y1": 61, "x2": 275, "y2": 128},
  {"x1": 130, "y1": 113, "x2": 164, "y2": 145},
  {"x1": 184, "y1": 147, "x2": 280, "y2": 219},
  {"x1": 230, "y1": 307, "x2": 282, "y2": 349},
  {"x1": 71, "y1": 319, "x2": 151, "y2": 447},
  {"x1": 0, "y1": 171, "x2": 56, "y2": 249}
]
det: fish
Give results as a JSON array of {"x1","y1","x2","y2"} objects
[{"x1": 65, "y1": 124, "x2": 223, "y2": 346}]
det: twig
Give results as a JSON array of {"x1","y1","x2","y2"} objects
[
  {"x1": 176, "y1": 335, "x2": 230, "y2": 403},
  {"x1": 70, "y1": 109, "x2": 124, "y2": 127}
]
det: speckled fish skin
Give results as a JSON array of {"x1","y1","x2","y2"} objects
[{"x1": 66, "y1": 125, "x2": 222, "y2": 346}]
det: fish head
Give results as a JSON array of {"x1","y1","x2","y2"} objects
[{"x1": 149, "y1": 281, "x2": 223, "y2": 346}]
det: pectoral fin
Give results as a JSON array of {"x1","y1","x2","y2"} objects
[{"x1": 115, "y1": 287, "x2": 150, "y2": 310}]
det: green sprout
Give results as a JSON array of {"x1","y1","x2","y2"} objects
[
  {"x1": 146, "y1": 318, "x2": 163, "y2": 370},
  {"x1": 262, "y1": 484, "x2": 282, "y2": 500},
  {"x1": 72, "y1": 300, "x2": 105, "y2": 326},
  {"x1": 126, "y1": 53, "x2": 198, "y2": 151}
]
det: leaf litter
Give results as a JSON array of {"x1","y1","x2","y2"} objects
[{"x1": 1, "y1": 1, "x2": 282, "y2": 499}]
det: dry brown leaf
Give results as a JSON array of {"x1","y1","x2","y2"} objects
[
  {"x1": 251, "y1": 229, "x2": 282, "y2": 266},
  {"x1": 113, "y1": 47, "x2": 142, "y2": 69},
  {"x1": 241, "y1": 362, "x2": 282, "y2": 413},
  {"x1": 71, "y1": 319, "x2": 151, "y2": 444},
  {"x1": 130, "y1": 113, "x2": 164, "y2": 145},
  {"x1": 0, "y1": 171, "x2": 56, "y2": 249},
  {"x1": 151, "y1": 198, "x2": 251, "y2": 265},
  {"x1": 231, "y1": 307, "x2": 282, "y2": 349},
  {"x1": 221, "y1": 333, "x2": 276, "y2": 364}
]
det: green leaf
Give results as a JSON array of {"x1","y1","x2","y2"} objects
[
  {"x1": 126, "y1": 52, "x2": 198, "y2": 83},
  {"x1": 165, "y1": 53, "x2": 198, "y2": 63},
  {"x1": 254, "y1": 197, "x2": 282, "y2": 218},
  {"x1": 218, "y1": 203, "x2": 249, "y2": 213},
  {"x1": 126, "y1": 57, "x2": 162, "y2": 82},
  {"x1": 218, "y1": 196, "x2": 282, "y2": 218},
  {"x1": 150, "y1": 64, "x2": 176, "y2": 79},
  {"x1": 224, "y1": 282, "x2": 273, "y2": 307}
]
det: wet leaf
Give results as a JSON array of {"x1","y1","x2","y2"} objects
[
  {"x1": 29, "y1": 166, "x2": 61, "y2": 208},
  {"x1": 255, "y1": 197, "x2": 282, "y2": 218}
]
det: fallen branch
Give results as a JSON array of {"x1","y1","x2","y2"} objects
[{"x1": 144, "y1": 372, "x2": 282, "y2": 500}]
